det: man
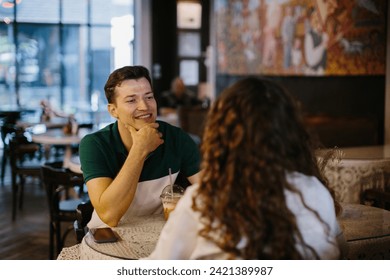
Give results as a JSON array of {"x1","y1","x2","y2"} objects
[
  {"x1": 79, "y1": 66, "x2": 201, "y2": 228},
  {"x1": 159, "y1": 77, "x2": 201, "y2": 116}
]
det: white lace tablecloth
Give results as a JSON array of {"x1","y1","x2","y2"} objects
[
  {"x1": 58, "y1": 205, "x2": 390, "y2": 260},
  {"x1": 59, "y1": 214, "x2": 166, "y2": 260},
  {"x1": 57, "y1": 244, "x2": 81, "y2": 260}
]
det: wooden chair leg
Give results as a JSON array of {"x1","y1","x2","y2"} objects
[
  {"x1": 55, "y1": 224, "x2": 73, "y2": 259},
  {"x1": 11, "y1": 173, "x2": 18, "y2": 221},
  {"x1": 55, "y1": 222, "x2": 62, "y2": 259},
  {"x1": 49, "y1": 223, "x2": 55, "y2": 260},
  {"x1": 19, "y1": 176, "x2": 25, "y2": 210},
  {"x1": 1, "y1": 148, "x2": 7, "y2": 186}
]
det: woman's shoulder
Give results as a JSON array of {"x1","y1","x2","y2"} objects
[
  {"x1": 178, "y1": 184, "x2": 200, "y2": 206},
  {"x1": 185, "y1": 183, "x2": 199, "y2": 195},
  {"x1": 286, "y1": 172, "x2": 336, "y2": 213},
  {"x1": 287, "y1": 172, "x2": 325, "y2": 189},
  {"x1": 286, "y1": 172, "x2": 334, "y2": 203}
]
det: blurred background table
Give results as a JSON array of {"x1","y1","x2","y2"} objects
[
  {"x1": 31, "y1": 127, "x2": 86, "y2": 146},
  {"x1": 30, "y1": 126, "x2": 93, "y2": 166}
]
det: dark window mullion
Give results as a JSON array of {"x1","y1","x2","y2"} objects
[{"x1": 13, "y1": 2, "x2": 20, "y2": 106}]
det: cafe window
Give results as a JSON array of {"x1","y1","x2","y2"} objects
[
  {"x1": 177, "y1": 2, "x2": 202, "y2": 29},
  {"x1": 176, "y1": 1, "x2": 202, "y2": 86},
  {"x1": 180, "y1": 60, "x2": 199, "y2": 86},
  {"x1": 62, "y1": 0, "x2": 88, "y2": 24},
  {"x1": 178, "y1": 31, "x2": 201, "y2": 57},
  {"x1": 0, "y1": 0, "x2": 135, "y2": 125},
  {"x1": 16, "y1": 0, "x2": 60, "y2": 23}
]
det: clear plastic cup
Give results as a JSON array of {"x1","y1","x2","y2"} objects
[{"x1": 160, "y1": 184, "x2": 184, "y2": 220}]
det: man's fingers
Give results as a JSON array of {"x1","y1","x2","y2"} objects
[
  {"x1": 148, "y1": 122, "x2": 160, "y2": 129},
  {"x1": 127, "y1": 125, "x2": 137, "y2": 135}
]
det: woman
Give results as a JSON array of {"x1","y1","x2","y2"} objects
[{"x1": 147, "y1": 77, "x2": 343, "y2": 259}]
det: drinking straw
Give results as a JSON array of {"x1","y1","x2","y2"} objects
[{"x1": 169, "y1": 168, "x2": 173, "y2": 198}]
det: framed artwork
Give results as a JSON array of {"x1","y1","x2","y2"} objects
[{"x1": 214, "y1": 0, "x2": 387, "y2": 76}]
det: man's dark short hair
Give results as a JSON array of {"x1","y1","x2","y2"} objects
[{"x1": 104, "y1": 65, "x2": 153, "y2": 104}]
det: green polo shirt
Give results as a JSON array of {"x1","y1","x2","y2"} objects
[{"x1": 79, "y1": 120, "x2": 200, "y2": 184}]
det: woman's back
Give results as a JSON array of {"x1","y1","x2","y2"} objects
[{"x1": 147, "y1": 172, "x2": 341, "y2": 260}]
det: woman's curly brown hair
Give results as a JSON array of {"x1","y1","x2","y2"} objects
[{"x1": 193, "y1": 77, "x2": 334, "y2": 259}]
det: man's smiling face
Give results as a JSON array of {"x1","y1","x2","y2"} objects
[{"x1": 108, "y1": 77, "x2": 157, "y2": 130}]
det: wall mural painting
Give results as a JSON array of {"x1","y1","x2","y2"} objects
[{"x1": 215, "y1": 0, "x2": 387, "y2": 76}]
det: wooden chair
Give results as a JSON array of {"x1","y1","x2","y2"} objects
[
  {"x1": 74, "y1": 200, "x2": 94, "y2": 243},
  {"x1": 41, "y1": 161, "x2": 86, "y2": 259},
  {"x1": 9, "y1": 131, "x2": 43, "y2": 221},
  {"x1": 177, "y1": 106, "x2": 209, "y2": 140},
  {"x1": 1, "y1": 123, "x2": 17, "y2": 186},
  {"x1": 0, "y1": 111, "x2": 24, "y2": 186},
  {"x1": 361, "y1": 189, "x2": 390, "y2": 210},
  {"x1": 360, "y1": 171, "x2": 390, "y2": 211}
]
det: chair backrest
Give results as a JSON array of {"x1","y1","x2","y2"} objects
[
  {"x1": 74, "y1": 200, "x2": 94, "y2": 242},
  {"x1": 177, "y1": 106, "x2": 209, "y2": 139},
  {"x1": 362, "y1": 189, "x2": 390, "y2": 210},
  {"x1": 9, "y1": 132, "x2": 41, "y2": 170},
  {"x1": 360, "y1": 171, "x2": 390, "y2": 210},
  {"x1": 1, "y1": 123, "x2": 18, "y2": 144},
  {"x1": 41, "y1": 162, "x2": 85, "y2": 218}
]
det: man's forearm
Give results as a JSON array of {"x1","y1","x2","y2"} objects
[{"x1": 98, "y1": 149, "x2": 147, "y2": 226}]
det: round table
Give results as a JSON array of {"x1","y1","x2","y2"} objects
[
  {"x1": 317, "y1": 145, "x2": 390, "y2": 203},
  {"x1": 79, "y1": 214, "x2": 166, "y2": 260},
  {"x1": 31, "y1": 127, "x2": 91, "y2": 146},
  {"x1": 17, "y1": 119, "x2": 68, "y2": 130},
  {"x1": 31, "y1": 127, "x2": 93, "y2": 164},
  {"x1": 58, "y1": 214, "x2": 166, "y2": 260}
]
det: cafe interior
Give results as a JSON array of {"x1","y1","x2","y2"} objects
[{"x1": 0, "y1": 0, "x2": 389, "y2": 260}]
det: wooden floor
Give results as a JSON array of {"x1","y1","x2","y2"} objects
[{"x1": 0, "y1": 152, "x2": 78, "y2": 260}]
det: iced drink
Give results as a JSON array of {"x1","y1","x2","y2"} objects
[{"x1": 160, "y1": 184, "x2": 184, "y2": 220}]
